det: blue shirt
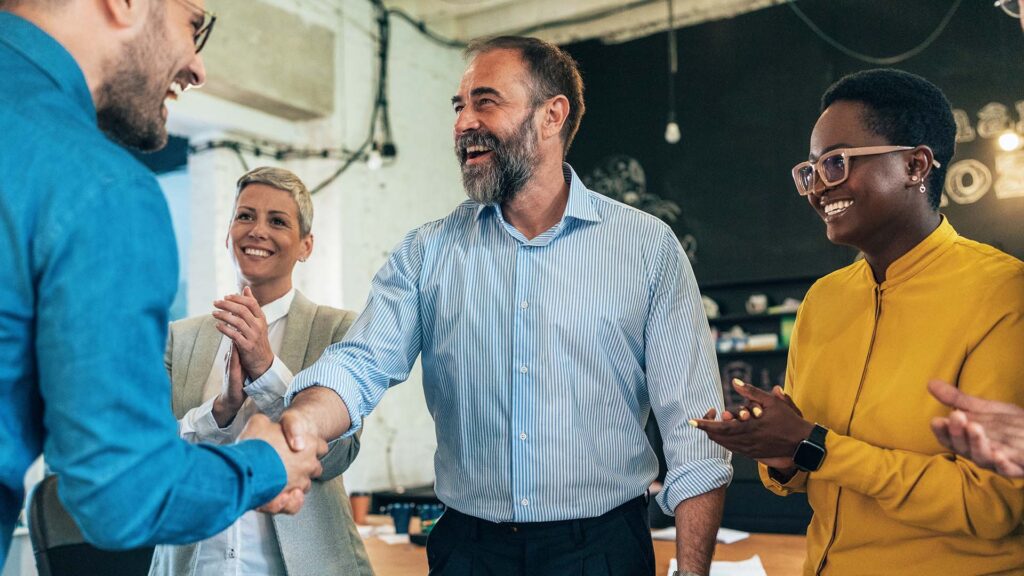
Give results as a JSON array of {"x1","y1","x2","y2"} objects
[
  {"x1": 289, "y1": 164, "x2": 732, "y2": 522},
  {"x1": 0, "y1": 13, "x2": 285, "y2": 564}
]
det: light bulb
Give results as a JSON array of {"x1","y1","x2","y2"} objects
[
  {"x1": 998, "y1": 131, "x2": 1021, "y2": 152},
  {"x1": 366, "y1": 149, "x2": 384, "y2": 171},
  {"x1": 664, "y1": 121, "x2": 681, "y2": 144}
]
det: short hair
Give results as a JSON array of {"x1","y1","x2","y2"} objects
[
  {"x1": 465, "y1": 35, "x2": 585, "y2": 156},
  {"x1": 821, "y1": 68, "x2": 955, "y2": 210},
  {"x1": 234, "y1": 167, "x2": 314, "y2": 237}
]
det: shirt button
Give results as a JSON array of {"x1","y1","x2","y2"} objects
[
  {"x1": 519, "y1": 432, "x2": 527, "y2": 440},
  {"x1": 519, "y1": 365, "x2": 528, "y2": 374},
  {"x1": 227, "y1": 548, "x2": 237, "y2": 559},
  {"x1": 520, "y1": 300, "x2": 529, "y2": 309},
  {"x1": 521, "y1": 498, "x2": 529, "y2": 506}
]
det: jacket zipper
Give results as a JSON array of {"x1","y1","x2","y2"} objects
[{"x1": 815, "y1": 284, "x2": 883, "y2": 575}]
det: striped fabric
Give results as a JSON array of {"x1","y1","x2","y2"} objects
[{"x1": 288, "y1": 164, "x2": 731, "y2": 522}]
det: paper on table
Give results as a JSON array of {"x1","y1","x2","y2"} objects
[
  {"x1": 667, "y1": 555, "x2": 767, "y2": 576},
  {"x1": 378, "y1": 533, "x2": 411, "y2": 545},
  {"x1": 650, "y1": 526, "x2": 750, "y2": 544}
]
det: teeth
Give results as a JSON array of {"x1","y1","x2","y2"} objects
[
  {"x1": 465, "y1": 145, "x2": 491, "y2": 154},
  {"x1": 244, "y1": 248, "x2": 271, "y2": 257},
  {"x1": 823, "y1": 199, "x2": 854, "y2": 216},
  {"x1": 169, "y1": 82, "x2": 184, "y2": 97}
]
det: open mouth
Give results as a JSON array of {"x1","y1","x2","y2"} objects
[
  {"x1": 822, "y1": 198, "x2": 854, "y2": 221},
  {"x1": 463, "y1": 145, "x2": 494, "y2": 164},
  {"x1": 242, "y1": 247, "x2": 273, "y2": 258},
  {"x1": 165, "y1": 81, "x2": 185, "y2": 102}
]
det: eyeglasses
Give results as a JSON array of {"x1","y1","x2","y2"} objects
[
  {"x1": 171, "y1": 0, "x2": 217, "y2": 54},
  {"x1": 995, "y1": 0, "x2": 1020, "y2": 18},
  {"x1": 791, "y1": 145, "x2": 941, "y2": 196}
]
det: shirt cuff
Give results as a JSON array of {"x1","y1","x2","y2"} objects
[
  {"x1": 180, "y1": 396, "x2": 248, "y2": 445},
  {"x1": 217, "y1": 440, "x2": 288, "y2": 510},
  {"x1": 758, "y1": 462, "x2": 808, "y2": 495},
  {"x1": 285, "y1": 366, "x2": 363, "y2": 439},
  {"x1": 244, "y1": 356, "x2": 292, "y2": 420},
  {"x1": 657, "y1": 457, "x2": 733, "y2": 516}
]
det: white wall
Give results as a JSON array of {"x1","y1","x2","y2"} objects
[{"x1": 167, "y1": 0, "x2": 468, "y2": 492}]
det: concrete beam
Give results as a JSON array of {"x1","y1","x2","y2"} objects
[{"x1": 201, "y1": 0, "x2": 336, "y2": 120}]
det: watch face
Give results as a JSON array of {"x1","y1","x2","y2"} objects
[{"x1": 793, "y1": 440, "x2": 826, "y2": 472}]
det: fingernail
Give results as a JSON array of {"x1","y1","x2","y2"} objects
[
  {"x1": 688, "y1": 419, "x2": 698, "y2": 427},
  {"x1": 732, "y1": 378, "x2": 746, "y2": 387},
  {"x1": 752, "y1": 406, "x2": 763, "y2": 418}
]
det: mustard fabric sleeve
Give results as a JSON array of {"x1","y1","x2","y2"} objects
[{"x1": 812, "y1": 274, "x2": 1024, "y2": 539}]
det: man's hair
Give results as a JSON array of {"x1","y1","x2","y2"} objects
[
  {"x1": 465, "y1": 35, "x2": 585, "y2": 156},
  {"x1": 821, "y1": 68, "x2": 955, "y2": 210},
  {"x1": 234, "y1": 167, "x2": 314, "y2": 237}
]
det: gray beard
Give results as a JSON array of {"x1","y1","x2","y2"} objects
[{"x1": 459, "y1": 115, "x2": 538, "y2": 205}]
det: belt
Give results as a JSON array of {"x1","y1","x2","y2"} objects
[{"x1": 445, "y1": 495, "x2": 647, "y2": 541}]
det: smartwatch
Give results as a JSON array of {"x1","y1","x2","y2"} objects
[{"x1": 792, "y1": 423, "x2": 829, "y2": 472}]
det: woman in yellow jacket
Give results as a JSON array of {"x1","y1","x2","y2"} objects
[{"x1": 695, "y1": 69, "x2": 1024, "y2": 575}]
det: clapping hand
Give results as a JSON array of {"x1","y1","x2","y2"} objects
[
  {"x1": 214, "y1": 286, "x2": 274, "y2": 380},
  {"x1": 691, "y1": 379, "x2": 813, "y2": 473},
  {"x1": 928, "y1": 380, "x2": 1024, "y2": 478}
]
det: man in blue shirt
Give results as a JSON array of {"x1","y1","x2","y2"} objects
[
  {"x1": 0, "y1": 0, "x2": 323, "y2": 565},
  {"x1": 283, "y1": 36, "x2": 731, "y2": 576}
]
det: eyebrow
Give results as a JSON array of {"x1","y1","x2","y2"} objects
[
  {"x1": 451, "y1": 87, "x2": 504, "y2": 106},
  {"x1": 235, "y1": 206, "x2": 292, "y2": 218},
  {"x1": 809, "y1": 143, "x2": 853, "y2": 161}
]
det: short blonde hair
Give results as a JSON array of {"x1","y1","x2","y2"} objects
[{"x1": 234, "y1": 167, "x2": 314, "y2": 237}]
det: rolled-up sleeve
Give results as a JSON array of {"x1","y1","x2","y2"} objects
[{"x1": 644, "y1": 230, "x2": 733, "y2": 515}]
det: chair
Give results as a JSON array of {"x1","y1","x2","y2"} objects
[{"x1": 27, "y1": 475, "x2": 154, "y2": 576}]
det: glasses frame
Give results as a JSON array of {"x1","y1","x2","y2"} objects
[
  {"x1": 171, "y1": 0, "x2": 217, "y2": 54},
  {"x1": 791, "y1": 145, "x2": 915, "y2": 196},
  {"x1": 995, "y1": 0, "x2": 1021, "y2": 18}
]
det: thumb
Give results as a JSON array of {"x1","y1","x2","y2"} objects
[{"x1": 281, "y1": 412, "x2": 307, "y2": 452}]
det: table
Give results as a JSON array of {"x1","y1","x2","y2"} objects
[{"x1": 362, "y1": 516, "x2": 806, "y2": 575}]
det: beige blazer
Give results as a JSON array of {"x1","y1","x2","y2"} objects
[{"x1": 149, "y1": 290, "x2": 374, "y2": 576}]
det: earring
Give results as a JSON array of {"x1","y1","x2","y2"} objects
[
  {"x1": 910, "y1": 175, "x2": 919, "y2": 182},
  {"x1": 919, "y1": 184, "x2": 926, "y2": 194},
  {"x1": 299, "y1": 257, "x2": 306, "y2": 263}
]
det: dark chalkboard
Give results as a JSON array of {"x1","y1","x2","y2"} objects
[{"x1": 566, "y1": 0, "x2": 1024, "y2": 284}]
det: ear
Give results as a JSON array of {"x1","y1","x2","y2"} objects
[
  {"x1": 299, "y1": 233, "x2": 314, "y2": 262},
  {"x1": 907, "y1": 145, "x2": 935, "y2": 188},
  {"x1": 539, "y1": 94, "x2": 570, "y2": 143},
  {"x1": 101, "y1": 0, "x2": 151, "y2": 31}
]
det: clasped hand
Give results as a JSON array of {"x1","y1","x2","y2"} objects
[{"x1": 239, "y1": 411, "x2": 328, "y2": 515}]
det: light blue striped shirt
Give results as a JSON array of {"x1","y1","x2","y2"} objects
[{"x1": 288, "y1": 164, "x2": 731, "y2": 521}]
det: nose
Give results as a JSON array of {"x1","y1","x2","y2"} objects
[
  {"x1": 248, "y1": 218, "x2": 268, "y2": 239},
  {"x1": 454, "y1": 107, "x2": 479, "y2": 138},
  {"x1": 186, "y1": 53, "x2": 207, "y2": 89}
]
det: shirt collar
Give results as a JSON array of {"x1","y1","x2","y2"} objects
[
  {"x1": 473, "y1": 163, "x2": 602, "y2": 224},
  {"x1": 879, "y1": 215, "x2": 957, "y2": 288},
  {"x1": 0, "y1": 12, "x2": 95, "y2": 121},
  {"x1": 261, "y1": 288, "x2": 295, "y2": 326}
]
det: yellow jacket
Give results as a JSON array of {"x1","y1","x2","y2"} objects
[{"x1": 760, "y1": 218, "x2": 1024, "y2": 575}]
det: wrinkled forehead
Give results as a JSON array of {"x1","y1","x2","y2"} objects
[{"x1": 456, "y1": 49, "x2": 532, "y2": 100}]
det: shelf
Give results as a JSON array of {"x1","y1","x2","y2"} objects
[
  {"x1": 699, "y1": 274, "x2": 822, "y2": 291},
  {"x1": 717, "y1": 348, "x2": 788, "y2": 359},
  {"x1": 707, "y1": 312, "x2": 797, "y2": 324}
]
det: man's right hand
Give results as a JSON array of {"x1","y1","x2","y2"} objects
[{"x1": 239, "y1": 413, "x2": 326, "y2": 514}]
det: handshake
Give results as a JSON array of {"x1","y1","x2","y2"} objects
[{"x1": 239, "y1": 410, "x2": 326, "y2": 514}]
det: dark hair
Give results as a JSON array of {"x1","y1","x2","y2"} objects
[
  {"x1": 821, "y1": 68, "x2": 955, "y2": 210},
  {"x1": 465, "y1": 35, "x2": 585, "y2": 156}
]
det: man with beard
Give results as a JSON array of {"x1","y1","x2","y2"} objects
[
  {"x1": 283, "y1": 36, "x2": 730, "y2": 576},
  {"x1": 0, "y1": 0, "x2": 324, "y2": 565}
]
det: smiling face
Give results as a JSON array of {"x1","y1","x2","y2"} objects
[
  {"x1": 452, "y1": 49, "x2": 542, "y2": 205},
  {"x1": 96, "y1": 0, "x2": 208, "y2": 151},
  {"x1": 227, "y1": 184, "x2": 312, "y2": 295},
  {"x1": 806, "y1": 100, "x2": 924, "y2": 250}
]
